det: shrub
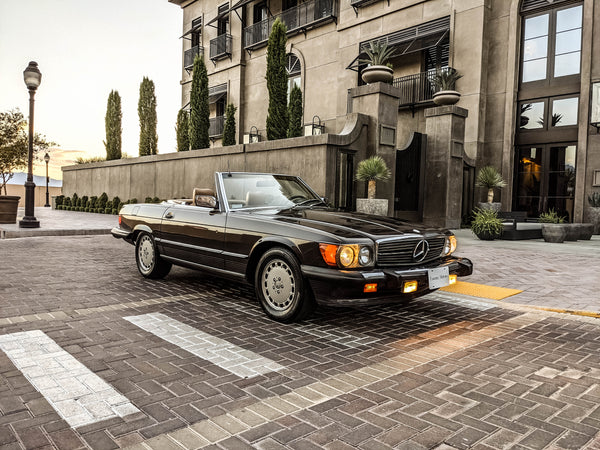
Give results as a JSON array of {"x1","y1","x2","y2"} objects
[
  {"x1": 64, "y1": 197, "x2": 71, "y2": 207},
  {"x1": 72, "y1": 193, "x2": 79, "y2": 207},
  {"x1": 112, "y1": 196, "x2": 121, "y2": 209},
  {"x1": 470, "y1": 208, "x2": 504, "y2": 237},
  {"x1": 152, "y1": 196, "x2": 160, "y2": 203},
  {"x1": 112, "y1": 209, "x2": 117, "y2": 215},
  {"x1": 55, "y1": 195, "x2": 64, "y2": 207},
  {"x1": 129, "y1": 198, "x2": 138, "y2": 204},
  {"x1": 97, "y1": 193, "x2": 108, "y2": 209},
  {"x1": 539, "y1": 208, "x2": 566, "y2": 223},
  {"x1": 81, "y1": 196, "x2": 89, "y2": 207},
  {"x1": 117, "y1": 202, "x2": 124, "y2": 212},
  {"x1": 145, "y1": 197, "x2": 153, "y2": 203},
  {"x1": 89, "y1": 196, "x2": 98, "y2": 209}
]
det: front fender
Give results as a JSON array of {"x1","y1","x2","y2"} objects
[{"x1": 245, "y1": 236, "x2": 304, "y2": 284}]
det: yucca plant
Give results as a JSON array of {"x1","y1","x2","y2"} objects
[
  {"x1": 538, "y1": 208, "x2": 566, "y2": 223},
  {"x1": 359, "y1": 41, "x2": 395, "y2": 67},
  {"x1": 476, "y1": 166, "x2": 507, "y2": 203},
  {"x1": 356, "y1": 156, "x2": 391, "y2": 200}
]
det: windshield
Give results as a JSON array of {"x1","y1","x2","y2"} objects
[{"x1": 221, "y1": 173, "x2": 321, "y2": 209}]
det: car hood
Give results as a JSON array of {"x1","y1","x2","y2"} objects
[{"x1": 243, "y1": 207, "x2": 448, "y2": 240}]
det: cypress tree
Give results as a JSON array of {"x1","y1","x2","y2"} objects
[
  {"x1": 138, "y1": 77, "x2": 158, "y2": 156},
  {"x1": 287, "y1": 84, "x2": 303, "y2": 138},
  {"x1": 104, "y1": 90, "x2": 122, "y2": 160},
  {"x1": 176, "y1": 109, "x2": 190, "y2": 151},
  {"x1": 189, "y1": 55, "x2": 210, "y2": 149},
  {"x1": 222, "y1": 104, "x2": 237, "y2": 146},
  {"x1": 266, "y1": 18, "x2": 288, "y2": 140}
]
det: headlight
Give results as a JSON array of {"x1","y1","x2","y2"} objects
[
  {"x1": 444, "y1": 235, "x2": 457, "y2": 255},
  {"x1": 319, "y1": 243, "x2": 373, "y2": 268}
]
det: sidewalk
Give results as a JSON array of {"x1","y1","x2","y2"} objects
[
  {"x1": 0, "y1": 207, "x2": 116, "y2": 239},
  {"x1": 1, "y1": 208, "x2": 599, "y2": 316}
]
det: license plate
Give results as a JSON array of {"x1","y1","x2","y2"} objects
[{"x1": 428, "y1": 266, "x2": 450, "y2": 289}]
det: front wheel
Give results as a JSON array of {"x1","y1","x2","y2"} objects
[
  {"x1": 255, "y1": 248, "x2": 316, "y2": 323},
  {"x1": 135, "y1": 232, "x2": 172, "y2": 279}
]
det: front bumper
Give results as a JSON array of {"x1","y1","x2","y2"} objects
[{"x1": 301, "y1": 257, "x2": 473, "y2": 307}]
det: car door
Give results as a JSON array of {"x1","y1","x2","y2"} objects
[{"x1": 158, "y1": 204, "x2": 226, "y2": 269}]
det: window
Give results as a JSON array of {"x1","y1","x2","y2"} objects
[
  {"x1": 191, "y1": 17, "x2": 202, "y2": 48},
  {"x1": 286, "y1": 54, "x2": 301, "y2": 99},
  {"x1": 217, "y1": 3, "x2": 229, "y2": 36},
  {"x1": 253, "y1": 2, "x2": 267, "y2": 24},
  {"x1": 519, "y1": 96, "x2": 578, "y2": 130},
  {"x1": 521, "y1": 4, "x2": 582, "y2": 85}
]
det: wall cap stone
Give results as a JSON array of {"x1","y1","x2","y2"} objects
[{"x1": 424, "y1": 105, "x2": 469, "y2": 118}]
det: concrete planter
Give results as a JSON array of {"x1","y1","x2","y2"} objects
[
  {"x1": 579, "y1": 223, "x2": 594, "y2": 240},
  {"x1": 433, "y1": 90, "x2": 461, "y2": 106},
  {"x1": 356, "y1": 198, "x2": 388, "y2": 216},
  {"x1": 564, "y1": 223, "x2": 580, "y2": 241},
  {"x1": 587, "y1": 207, "x2": 600, "y2": 234},
  {"x1": 0, "y1": 196, "x2": 20, "y2": 224},
  {"x1": 477, "y1": 202, "x2": 501, "y2": 213},
  {"x1": 541, "y1": 224, "x2": 566, "y2": 243},
  {"x1": 361, "y1": 65, "x2": 394, "y2": 84}
]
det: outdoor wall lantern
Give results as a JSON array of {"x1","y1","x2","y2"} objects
[
  {"x1": 304, "y1": 115, "x2": 325, "y2": 136},
  {"x1": 591, "y1": 81, "x2": 600, "y2": 133},
  {"x1": 44, "y1": 152, "x2": 50, "y2": 207},
  {"x1": 19, "y1": 61, "x2": 42, "y2": 228},
  {"x1": 243, "y1": 126, "x2": 260, "y2": 144}
]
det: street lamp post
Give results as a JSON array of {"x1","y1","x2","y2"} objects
[
  {"x1": 19, "y1": 61, "x2": 42, "y2": 228},
  {"x1": 44, "y1": 152, "x2": 50, "y2": 207}
]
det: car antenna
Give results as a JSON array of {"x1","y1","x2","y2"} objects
[{"x1": 227, "y1": 161, "x2": 232, "y2": 177}]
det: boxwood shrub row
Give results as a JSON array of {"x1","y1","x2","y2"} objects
[{"x1": 54, "y1": 194, "x2": 162, "y2": 215}]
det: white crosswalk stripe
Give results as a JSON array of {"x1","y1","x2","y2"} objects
[
  {"x1": 0, "y1": 330, "x2": 140, "y2": 428},
  {"x1": 124, "y1": 312, "x2": 285, "y2": 378}
]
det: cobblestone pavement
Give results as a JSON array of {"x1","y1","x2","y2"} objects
[{"x1": 1, "y1": 235, "x2": 600, "y2": 449}]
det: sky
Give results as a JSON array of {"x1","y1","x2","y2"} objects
[{"x1": 0, "y1": 0, "x2": 183, "y2": 179}]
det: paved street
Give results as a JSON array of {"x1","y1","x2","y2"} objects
[{"x1": 1, "y1": 218, "x2": 600, "y2": 449}]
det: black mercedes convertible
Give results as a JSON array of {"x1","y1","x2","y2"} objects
[{"x1": 111, "y1": 172, "x2": 472, "y2": 322}]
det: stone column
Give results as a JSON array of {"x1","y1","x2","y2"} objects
[
  {"x1": 423, "y1": 105, "x2": 469, "y2": 229},
  {"x1": 348, "y1": 83, "x2": 400, "y2": 214}
]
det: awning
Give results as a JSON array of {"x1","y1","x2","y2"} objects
[
  {"x1": 206, "y1": 8, "x2": 230, "y2": 27},
  {"x1": 180, "y1": 23, "x2": 202, "y2": 39},
  {"x1": 231, "y1": 0, "x2": 256, "y2": 10},
  {"x1": 208, "y1": 83, "x2": 228, "y2": 103},
  {"x1": 346, "y1": 16, "x2": 450, "y2": 71}
]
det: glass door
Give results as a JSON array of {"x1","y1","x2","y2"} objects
[{"x1": 515, "y1": 144, "x2": 576, "y2": 220}]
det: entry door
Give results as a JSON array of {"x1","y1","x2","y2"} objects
[
  {"x1": 514, "y1": 144, "x2": 576, "y2": 220},
  {"x1": 395, "y1": 132, "x2": 426, "y2": 222},
  {"x1": 335, "y1": 150, "x2": 354, "y2": 210}
]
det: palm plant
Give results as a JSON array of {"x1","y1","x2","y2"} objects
[
  {"x1": 360, "y1": 41, "x2": 395, "y2": 67},
  {"x1": 433, "y1": 68, "x2": 462, "y2": 91},
  {"x1": 476, "y1": 166, "x2": 507, "y2": 203},
  {"x1": 356, "y1": 156, "x2": 391, "y2": 200}
]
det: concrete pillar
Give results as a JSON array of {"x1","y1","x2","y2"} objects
[
  {"x1": 348, "y1": 83, "x2": 400, "y2": 214},
  {"x1": 423, "y1": 105, "x2": 469, "y2": 229}
]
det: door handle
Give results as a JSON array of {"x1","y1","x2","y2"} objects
[{"x1": 165, "y1": 212, "x2": 174, "y2": 219}]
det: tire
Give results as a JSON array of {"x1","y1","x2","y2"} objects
[
  {"x1": 135, "y1": 232, "x2": 172, "y2": 279},
  {"x1": 255, "y1": 248, "x2": 316, "y2": 323}
]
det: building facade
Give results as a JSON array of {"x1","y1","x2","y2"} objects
[{"x1": 169, "y1": 0, "x2": 600, "y2": 224}]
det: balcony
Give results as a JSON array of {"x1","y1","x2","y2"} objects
[
  {"x1": 350, "y1": 0, "x2": 380, "y2": 6},
  {"x1": 210, "y1": 34, "x2": 232, "y2": 61},
  {"x1": 244, "y1": 0, "x2": 336, "y2": 50},
  {"x1": 209, "y1": 116, "x2": 225, "y2": 137},
  {"x1": 393, "y1": 69, "x2": 440, "y2": 109},
  {"x1": 184, "y1": 45, "x2": 204, "y2": 71}
]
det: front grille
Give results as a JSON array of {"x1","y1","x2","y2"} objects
[{"x1": 376, "y1": 237, "x2": 446, "y2": 267}]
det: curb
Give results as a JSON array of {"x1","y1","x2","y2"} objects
[{"x1": 0, "y1": 228, "x2": 112, "y2": 239}]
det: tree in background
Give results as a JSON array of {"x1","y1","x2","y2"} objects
[
  {"x1": 176, "y1": 109, "x2": 190, "y2": 152},
  {"x1": 138, "y1": 77, "x2": 158, "y2": 156},
  {"x1": 287, "y1": 84, "x2": 303, "y2": 138},
  {"x1": 104, "y1": 90, "x2": 122, "y2": 160},
  {"x1": 266, "y1": 18, "x2": 288, "y2": 140},
  {"x1": 222, "y1": 104, "x2": 237, "y2": 146},
  {"x1": 0, "y1": 109, "x2": 55, "y2": 195},
  {"x1": 189, "y1": 55, "x2": 210, "y2": 150}
]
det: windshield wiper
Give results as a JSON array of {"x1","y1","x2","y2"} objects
[{"x1": 293, "y1": 198, "x2": 326, "y2": 207}]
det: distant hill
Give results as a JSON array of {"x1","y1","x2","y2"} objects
[{"x1": 6, "y1": 172, "x2": 62, "y2": 187}]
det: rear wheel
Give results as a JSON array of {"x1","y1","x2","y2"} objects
[
  {"x1": 135, "y1": 232, "x2": 172, "y2": 279},
  {"x1": 255, "y1": 248, "x2": 315, "y2": 323}
]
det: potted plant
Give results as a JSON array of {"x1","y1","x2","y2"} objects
[
  {"x1": 432, "y1": 68, "x2": 463, "y2": 105},
  {"x1": 355, "y1": 155, "x2": 390, "y2": 216},
  {"x1": 360, "y1": 41, "x2": 395, "y2": 84},
  {"x1": 539, "y1": 209, "x2": 567, "y2": 243},
  {"x1": 587, "y1": 192, "x2": 600, "y2": 234},
  {"x1": 475, "y1": 166, "x2": 506, "y2": 212},
  {"x1": 470, "y1": 208, "x2": 503, "y2": 240}
]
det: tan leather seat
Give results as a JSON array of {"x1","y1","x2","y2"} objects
[
  {"x1": 193, "y1": 188, "x2": 217, "y2": 208},
  {"x1": 246, "y1": 191, "x2": 269, "y2": 206}
]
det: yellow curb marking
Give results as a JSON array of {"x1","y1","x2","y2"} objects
[{"x1": 440, "y1": 281, "x2": 522, "y2": 300}]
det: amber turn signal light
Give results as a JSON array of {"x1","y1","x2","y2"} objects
[
  {"x1": 403, "y1": 281, "x2": 418, "y2": 293},
  {"x1": 449, "y1": 274, "x2": 457, "y2": 285},
  {"x1": 363, "y1": 283, "x2": 377, "y2": 293}
]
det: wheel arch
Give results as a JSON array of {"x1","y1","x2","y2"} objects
[
  {"x1": 245, "y1": 237, "x2": 304, "y2": 285},
  {"x1": 131, "y1": 224, "x2": 154, "y2": 243}
]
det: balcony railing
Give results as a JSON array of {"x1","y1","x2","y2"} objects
[
  {"x1": 244, "y1": 0, "x2": 336, "y2": 49},
  {"x1": 209, "y1": 116, "x2": 225, "y2": 137},
  {"x1": 210, "y1": 34, "x2": 232, "y2": 61},
  {"x1": 184, "y1": 45, "x2": 204, "y2": 71},
  {"x1": 393, "y1": 69, "x2": 446, "y2": 108}
]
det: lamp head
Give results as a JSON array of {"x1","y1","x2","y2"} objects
[
  {"x1": 44, "y1": 152, "x2": 50, "y2": 163},
  {"x1": 23, "y1": 61, "x2": 42, "y2": 90}
]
